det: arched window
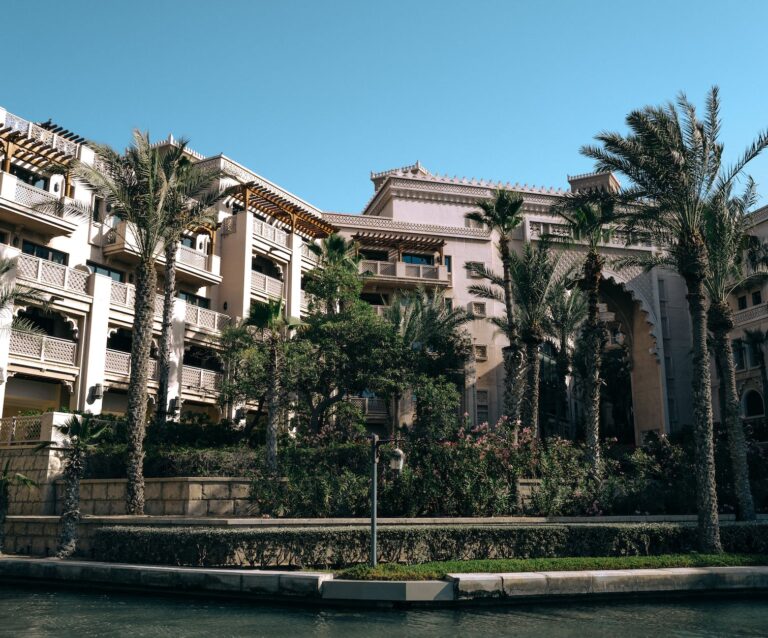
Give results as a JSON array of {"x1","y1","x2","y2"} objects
[{"x1": 743, "y1": 390, "x2": 765, "y2": 418}]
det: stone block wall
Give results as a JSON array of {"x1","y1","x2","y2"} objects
[
  {"x1": 516, "y1": 478, "x2": 542, "y2": 511},
  {"x1": 1, "y1": 447, "x2": 64, "y2": 515},
  {"x1": 53, "y1": 478, "x2": 252, "y2": 517}
]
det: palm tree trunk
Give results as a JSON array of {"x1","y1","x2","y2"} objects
[
  {"x1": 502, "y1": 345, "x2": 524, "y2": 424},
  {"x1": 156, "y1": 240, "x2": 178, "y2": 426},
  {"x1": 266, "y1": 338, "x2": 281, "y2": 474},
  {"x1": 126, "y1": 259, "x2": 157, "y2": 515},
  {"x1": 582, "y1": 250, "x2": 603, "y2": 474},
  {"x1": 521, "y1": 339, "x2": 541, "y2": 436},
  {"x1": 57, "y1": 447, "x2": 85, "y2": 558},
  {"x1": 709, "y1": 307, "x2": 755, "y2": 521},
  {"x1": 685, "y1": 274, "x2": 722, "y2": 552}
]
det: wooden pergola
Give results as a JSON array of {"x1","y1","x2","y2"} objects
[
  {"x1": 232, "y1": 182, "x2": 336, "y2": 239},
  {"x1": 0, "y1": 124, "x2": 78, "y2": 196},
  {"x1": 352, "y1": 231, "x2": 446, "y2": 261}
]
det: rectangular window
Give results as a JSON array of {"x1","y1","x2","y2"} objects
[
  {"x1": 402, "y1": 253, "x2": 434, "y2": 266},
  {"x1": 474, "y1": 344, "x2": 488, "y2": 361},
  {"x1": 92, "y1": 196, "x2": 104, "y2": 222},
  {"x1": 753, "y1": 290, "x2": 763, "y2": 306},
  {"x1": 657, "y1": 278, "x2": 667, "y2": 301},
  {"x1": 180, "y1": 236, "x2": 195, "y2": 249},
  {"x1": 87, "y1": 260, "x2": 124, "y2": 283},
  {"x1": 178, "y1": 291, "x2": 211, "y2": 309},
  {"x1": 471, "y1": 302, "x2": 487, "y2": 317},
  {"x1": 476, "y1": 389, "x2": 489, "y2": 424},
  {"x1": 444, "y1": 297, "x2": 453, "y2": 311},
  {"x1": 748, "y1": 342, "x2": 761, "y2": 368},
  {"x1": 738, "y1": 295, "x2": 748, "y2": 310},
  {"x1": 359, "y1": 249, "x2": 389, "y2": 262},
  {"x1": 443, "y1": 256, "x2": 452, "y2": 272},
  {"x1": 734, "y1": 340, "x2": 745, "y2": 370},
  {"x1": 466, "y1": 261, "x2": 485, "y2": 278},
  {"x1": 22, "y1": 240, "x2": 68, "y2": 265}
]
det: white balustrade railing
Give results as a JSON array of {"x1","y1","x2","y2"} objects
[
  {"x1": 184, "y1": 304, "x2": 230, "y2": 332},
  {"x1": 104, "y1": 349, "x2": 159, "y2": 379},
  {"x1": 3, "y1": 111, "x2": 80, "y2": 158},
  {"x1": 9, "y1": 330, "x2": 77, "y2": 366},
  {"x1": 734, "y1": 303, "x2": 768, "y2": 326},
  {"x1": 253, "y1": 219, "x2": 289, "y2": 247},
  {"x1": 181, "y1": 365, "x2": 222, "y2": 392},
  {"x1": 0, "y1": 415, "x2": 43, "y2": 446},
  {"x1": 301, "y1": 243, "x2": 320, "y2": 264},
  {"x1": 403, "y1": 263, "x2": 439, "y2": 279},
  {"x1": 176, "y1": 244, "x2": 209, "y2": 270},
  {"x1": 360, "y1": 260, "x2": 397, "y2": 277},
  {"x1": 17, "y1": 253, "x2": 89, "y2": 294},
  {"x1": 109, "y1": 281, "x2": 163, "y2": 317},
  {"x1": 347, "y1": 397, "x2": 388, "y2": 415},
  {"x1": 251, "y1": 271, "x2": 284, "y2": 299}
]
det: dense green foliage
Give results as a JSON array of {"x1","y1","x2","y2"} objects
[
  {"x1": 91, "y1": 522, "x2": 768, "y2": 568},
  {"x1": 338, "y1": 553, "x2": 768, "y2": 580}
]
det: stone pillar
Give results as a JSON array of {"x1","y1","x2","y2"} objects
[
  {"x1": 218, "y1": 211, "x2": 253, "y2": 321},
  {"x1": 286, "y1": 231, "x2": 303, "y2": 320},
  {"x1": 79, "y1": 272, "x2": 111, "y2": 414},
  {"x1": 166, "y1": 297, "x2": 186, "y2": 420},
  {"x1": 0, "y1": 244, "x2": 21, "y2": 417}
]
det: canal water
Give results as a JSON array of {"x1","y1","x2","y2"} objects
[{"x1": 0, "y1": 585, "x2": 766, "y2": 637}]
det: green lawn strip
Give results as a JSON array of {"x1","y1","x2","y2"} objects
[{"x1": 336, "y1": 554, "x2": 768, "y2": 581}]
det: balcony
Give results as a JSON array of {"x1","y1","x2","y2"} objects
[
  {"x1": 0, "y1": 172, "x2": 79, "y2": 236},
  {"x1": 16, "y1": 253, "x2": 89, "y2": 296},
  {"x1": 181, "y1": 365, "x2": 222, "y2": 395},
  {"x1": 109, "y1": 281, "x2": 164, "y2": 317},
  {"x1": 733, "y1": 303, "x2": 768, "y2": 327},
  {"x1": 359, "y1": 260, "x2": 450, "y2": 286},
  {"x1": 104, "y1": 349, "x2": 158, "y2": 381},
  {"x1": 347, "y1": 396, "x2": 389, "y2": 423},
  {"x1": 251, "y1": 271, "x2": 284, "y2": 301},
  {"x1": 103, "y1": 221, "x2": 222, "y2": 287},
  {"x1": 9, "y1": 330, "x2": 77, "y2": 367},
  {"x1": 185, "y1": 304, "x2": 231, "y2": 333}
]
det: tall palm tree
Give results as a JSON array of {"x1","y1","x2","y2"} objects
[
  {"x1": 155, "y1": 145, "x2": 226, "y2": 426},
  {"x1": 507, "y1": 239, "x2": 561, "y2": 436},
  {"x1": 703, "y1": 182, "x2": 759, "y2": 521},
  {"x1": 581, "y1": 87, "x2": 768, "y2": 552},
  {"x1": 246, "y1": 299, "x2": 298, "y2": 474},
  {"x1": 0, "y1": 460, "x2": 36, "y2": 555},
  {"x1": 38, "y1": 415, "x2": 108, "y2": 558},
  {"x1": 554, "y1": 196, "x2": 617, "y2": 472},
  {"x1": 546, "y1": 281, "x2": 587, "y2": 436},
  {"x1": 465, "y1": 190, "x2": 526, "y2": 422},
  {"x1": 73, "y1": 131, "x2": 175, "y2": 515}
]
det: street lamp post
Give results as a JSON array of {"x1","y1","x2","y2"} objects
[{"x1": 369, "y1": 434, "x2": 405, "y2": 568}]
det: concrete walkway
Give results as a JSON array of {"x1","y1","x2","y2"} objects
[{"x1": 1, "y1": 556, "x2": 767, "y2": 607}]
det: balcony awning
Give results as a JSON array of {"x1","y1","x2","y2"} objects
[
  {"x1": 232, "y1": 182, "x2": 336, "y2": 239},
  {"x1": 0, "y1": 127, "x2": 75, "y2": 172},
  {"x1": 352, "y1": 231, "x2": 445, "y2": 252}
]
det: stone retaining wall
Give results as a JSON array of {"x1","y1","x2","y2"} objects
[{"x1": 53, "y1": 478, "x2": 252, "y2": 517}]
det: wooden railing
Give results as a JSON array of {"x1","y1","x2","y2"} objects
[{"x1": 0, "y1": 415, "x2": 43, "y2": 446}]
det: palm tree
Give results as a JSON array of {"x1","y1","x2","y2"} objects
[
  {"x1": 308, "y1": 234, "x2": 361, "y2": 315},
  {"x1": 246, "y1": 299, "x2": 298, "y2": 474},
  {"x1": 704, "y1": 183, "x2": 759, "y2": 521},
  {"x1": 38, "y1": 415, "x2": 108, "y2": 558},
  {"x1": 73, "y1": 131, "x2": 175, "y2": 515},
  {"x1": 155, "y1": 145, "x2": 226, "y2": 426},
  {"x1": 554, "y1": 196, "x2": 617, "y2": 472},
  {"x1": 581, "y1": 87, "x2": 768, "y2": 552},
  {"x1": 0, "y1": 460, "x2": 36, "y2": 554},
  {"x1": 546, "y1": 281, "x2": 587, "y2": 437},
  {"x1": 465, "y1": 190, "x2": 526, "y2": 422},
  {"x1": 507, "y1": 239, "x2": 561, "y2": 436}
]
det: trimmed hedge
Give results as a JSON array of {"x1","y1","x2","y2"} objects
[{"x1": 90, "y1": 522, "x2": 768, "y2": 569}]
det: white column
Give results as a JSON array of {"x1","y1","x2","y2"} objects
[
  {"x1": 0, "y1": 244, "x2": 20, "y2": 417},
  {"x1": 286, "y1": 231, "x2": 303, "y2": 320},
  {"x1": 166, "y1": 297, "x2": 186, "y2": 420},
  {"x1": 80, "y1": 272, "x2": 112, "y2": 414},
  {"x1": 218, "y1": 211, "x2": 253, "y2": 321}
]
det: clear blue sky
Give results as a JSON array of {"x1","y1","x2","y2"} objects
[{"x1": 3, "y1": 0, "x2": 768, "y2": 212}]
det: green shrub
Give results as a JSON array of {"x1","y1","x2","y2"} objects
[{"x1": 90, "y1": 522, "x2": 768, "y2": 568}]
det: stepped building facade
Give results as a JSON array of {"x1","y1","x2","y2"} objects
[{"x1": 0, "y1": 106, "x2": 702, "y2": 445}]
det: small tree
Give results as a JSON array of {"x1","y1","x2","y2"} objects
[
  {"x1": 40, "y1": 415, "x2": 108, "y2": 558},
  {"x1": 0, "y1": 460, "x2": 36, "y2": 555},
  {"x1": 413, "y1": 375, "x2": 462, "y2": 438}
]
